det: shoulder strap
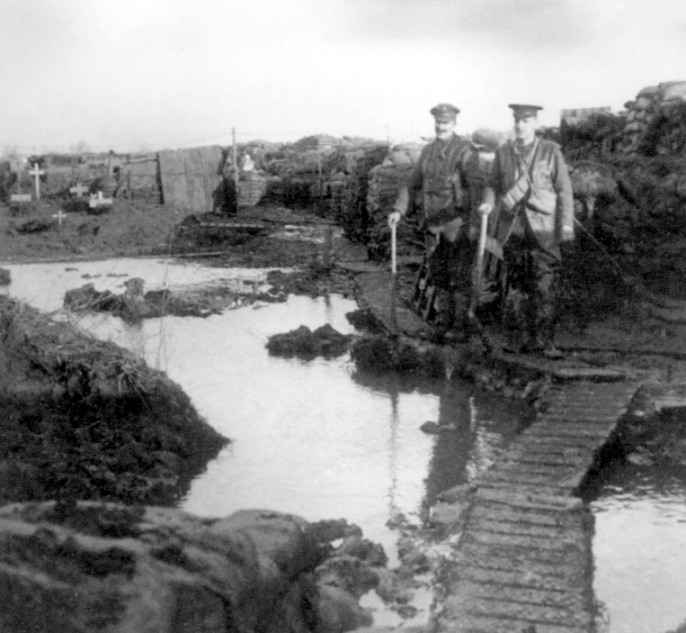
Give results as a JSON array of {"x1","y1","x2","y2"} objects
[{"x1": 501, "y1": 139, "x2": 540, "y2": 210}]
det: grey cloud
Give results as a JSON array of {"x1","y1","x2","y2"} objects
[{"x1": 340, "y1": 0, "x2": 594, "y2": 49}]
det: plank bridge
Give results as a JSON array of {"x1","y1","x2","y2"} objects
[
  {"x1": 437, "y1": 380, "x2": 638, "y2": 633},
  {"x1": 353, "y1": 269, "x2": 647, "y2": 633}
]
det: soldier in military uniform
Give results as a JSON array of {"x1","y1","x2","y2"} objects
[
  {"x1": 479, "y1": 104, "x2": 575, "y2": 359},
  {"x1": 388, "y1": 103, "x2": 482, "y2": 340}
]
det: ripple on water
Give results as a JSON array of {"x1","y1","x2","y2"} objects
[{"x1": 592, "y1": 467, "x2": 686, "y2": 633}]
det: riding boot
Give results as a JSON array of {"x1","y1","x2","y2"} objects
[
  {"x1": 502, "y1": 288, "x2": 527, "y2": 353},
  {"x1": 433, "y1": 289, "x2": 453, "y2": 331},
  {"x1": 434, "y1": 289, "x2": 469, "y2": 342},
  {"x1": 522, "y1": 296, "x2": 544, "y2": 353},
  {"x1": 538, "y1": 318, "x2": 563, "y2": 359},
  {"x1": 445, "y1": 290, "x2": 471, "y2": 343}
]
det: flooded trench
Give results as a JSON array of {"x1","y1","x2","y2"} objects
[
  {"x1": 3, "y1": 257, "x2": 686, "y2": 631},
  {"x1": 2, "y1": 259, "x2": 522, "y2": 556}
]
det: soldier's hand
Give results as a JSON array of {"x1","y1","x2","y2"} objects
[
  {"x1": 388, "y1": 211, "x2": 402, "y2": 228},
  {"x1": 561, "y1": 225, "x2": 574, "y2": 243},
  {"x1": 478, "y1": 203, "x2": 492, "y2": 216}
]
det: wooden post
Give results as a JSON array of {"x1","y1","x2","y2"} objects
[
  {"x1": 29, "y1": 162, "x2": 45, "y2": 200},
  {"x1": 317, "y1": 150, "x2": 322, "y2": 196},
  {"x1": 317, "y1": 150, "x2": 323, "y2": 214},
  {"x1": 232, "y1": 128, "x2": 239, "y2": 214}
]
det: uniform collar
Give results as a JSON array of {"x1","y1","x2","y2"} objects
[{"x1": 514, "y1": 137, "x2": 537, "y2": 154}]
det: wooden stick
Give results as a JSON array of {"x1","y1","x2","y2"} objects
[
  {"x1": 469, "y1": 213, "x2": 488, "y2": 318},
  {"x1": 390, "y1": 223, "x2": 398, "y2": 332}
]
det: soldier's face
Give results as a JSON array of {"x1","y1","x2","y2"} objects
[
  {"x1": 434, "y1": 118, "x2": 456, "y2": 140},
  {"x1": 513, "y1": 115, "x2": 538, "y2": 143}
]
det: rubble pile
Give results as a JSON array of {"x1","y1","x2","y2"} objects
[{"x1": 0, "y1": 504, "x2": 378, "y2": 633}]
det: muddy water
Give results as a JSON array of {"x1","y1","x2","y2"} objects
[
  {"x1": 2, "y1": 259, "x2": 520, "y2": 557},
  {"x1": 592, "y1": 468, "x2": 686, "y2": 633},
  {"x1": 4, "y1": 258, "x2": 684, "y2": 631}
]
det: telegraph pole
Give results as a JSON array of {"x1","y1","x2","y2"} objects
[{"x1": 232, "y1": 128, "x2": 239, "y2": 214}]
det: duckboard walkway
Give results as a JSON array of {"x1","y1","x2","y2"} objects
[
  {"x1": 437, "y1": 380, "x2": 638, "y2": 633},
  {"x1": 354, "y1": 269, "x2": 643, "y2": 633}
]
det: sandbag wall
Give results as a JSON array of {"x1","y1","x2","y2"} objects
[
  {"x1": 328, "y1": 144, "x2": 390, "y2": 243},
  {"x1": 365, "y1": 142, "x2": 425, "y2": 260},
  {"x1": 259, "y1": 144, "x2": 346, "y2": 208},
  {"x1": 620, "y1": 81, "x2": 686, "y2": 156}
]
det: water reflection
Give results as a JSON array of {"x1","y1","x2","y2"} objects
[{"x1": 2, "y1": 258, "x2": 523, "y2": 561}]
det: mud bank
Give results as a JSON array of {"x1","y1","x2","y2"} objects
[
  {"x1": 0, "y1": 502, "x2": 381, "y2": 633},
  {"x1": 0, "y1": 295, "x2": 227, "y2": 506}
]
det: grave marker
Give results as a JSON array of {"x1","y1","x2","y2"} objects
[
  {"x1": 52, "y1": 209, "x2": 67, "y2": 227},
  {"x1": 89, "y1": 191, "x2": 113, "y2": 210},
  {"x1": 70, "y1": 183, "x2": 88, "y2": 197},
  {"x1": 29, "y1": 162, "x2": 45, "y2": 200}
]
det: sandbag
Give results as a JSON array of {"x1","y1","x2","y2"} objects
[{"x1": 662, "y1": 81, "x2": 686, "y2": 102}]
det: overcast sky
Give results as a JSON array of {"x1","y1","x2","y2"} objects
[{"x1": 2, "y1": 0, "x2": 686, "y2": 153}]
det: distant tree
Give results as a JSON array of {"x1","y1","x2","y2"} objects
[{"x1": 70, "y1": 140, "x2": 91, "y2": 155}]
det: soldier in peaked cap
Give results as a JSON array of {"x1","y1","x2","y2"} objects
[
  {"x1": 388, "y1": 103, "x2": 483, "y2": 341},
  {"x1": 430, "y1": 103, "x2": 461, "y2": 121},
  {"x1": 479, "y1": 104, "x2": 575, "y2": 359}
]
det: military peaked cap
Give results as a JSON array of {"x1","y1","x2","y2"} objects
[
  {"x1": 430, "y1": 103, "x2": 460, "y2": 121},
  {"x1": 508, "y1": 104, "x2": 543, "y2": 118}
]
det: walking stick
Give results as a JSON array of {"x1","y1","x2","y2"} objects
[
  {"x1": 390, "y1": 223, "x2": 398, "y2": 333},
  {"x1": 468, "y1": 212, "x2": 492, "y2": 352}
]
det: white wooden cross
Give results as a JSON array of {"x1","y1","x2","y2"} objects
[
  {"x1": 69, "y1": 183, "x2": 88, "y2": 197},
  {"x1": 89, "y1": 191, "x2": 113, "y2": 209},
  {"x1": 29, "y1": 162, "x2": 45, "y2": 200},
  {"x1": 52, "y1": 209, "x2": 67, "y2": 227}
]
